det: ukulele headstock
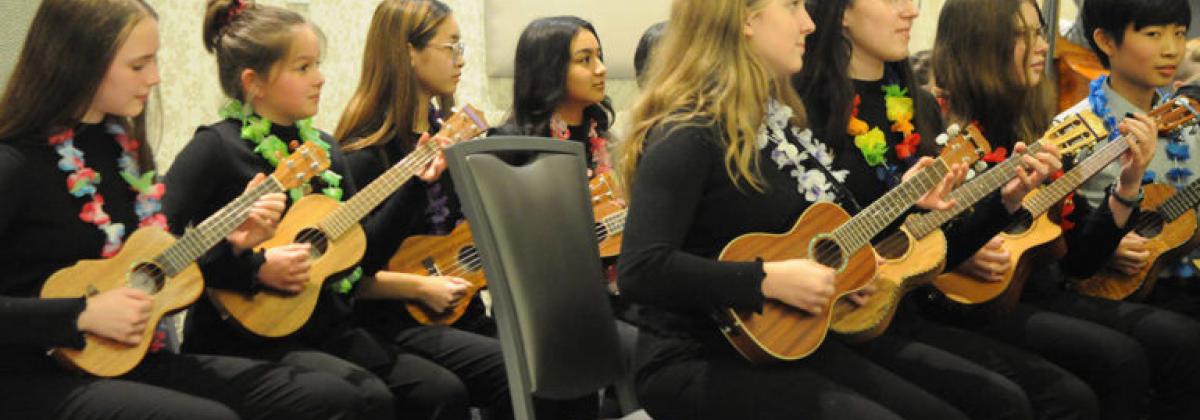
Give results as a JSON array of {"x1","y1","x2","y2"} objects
[
  {"x1": 938, "y1": 123, "x2": 993, "y2": 167},
  {"x1": 272, "y1": 142, "x2": 331, "y2": 190},
  {"x1": 1150, "y1": 93, "x2": 1200, "y2": 135},
  {"x1": 434, "y1": 104, "x2": 490, "y2": 145},
  {"x1": 1041, "y1": 111, "x2": 1107, "y2": 157}
]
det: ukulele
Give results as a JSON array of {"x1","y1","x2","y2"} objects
[
  {"x1": 935, "y1": 95, "x2": 1200, "y2": 313},
  {"x1": 392, "y1": 171, "x2": 627, "y2": 325},
  {"x1": 211, "y1": 105, "x2": 488, "y2": 337},
  {"x1": 715, "y1": 127, "x2": 987, "y2": 364},
  {"x1": 832, "y1": 114, "x2": 1103, "y2": 341},
  {"x1": 40, "y1": 144, "x2": 330, "y2": 377},
  {"x1": 1075, "y1": 94, "x2": 1200, "y2": 300}
]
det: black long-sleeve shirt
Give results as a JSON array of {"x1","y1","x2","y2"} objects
[
  {"x1": 806, "y1": 79, "x2": 1013, "y2": 270},
  {"x1": 342, "y1": 129, "x2": 489, "y2": 336},
  {"x1": 0, "y1": 123, "x2": 231, "y2": 373},
  {"x1": 163, "y1": 118, "x2": 363, "y2": 352},
  {"x1": 617, "y1": 120, "x2": 824, "y2": 346}
]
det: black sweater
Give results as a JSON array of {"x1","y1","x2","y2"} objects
[
  {"x1": 806, "y1": 79, "x2": 1013, "y2": 270},
  {"x1": 617, "y1": 120, "x2": 821, "y2": 347},
  {"x1": 0, "y1": 123, "x2": 242, "y2": 373},
  {"x1": 164, "y1": 118, "x2": 362, "y2": 352}
]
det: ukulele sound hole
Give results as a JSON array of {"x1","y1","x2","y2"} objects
[
  {"x1": 874, "y1": 231, "x2": 910, "y2": 260},
  {"x1": 595, "y1": 222, "x2": 610, "y2": 242},
  {"x1": 128, "y1": 263, "x2": 166, "y2": 294},
  {"x1": 459, "y1": 245, "x2": 483, "y2": 272},
  {"x1": 1004, "y1": 210, "x2": 1034, "y2": 235},
  {"x1": 811, "y1": 237, "x2": 846, "y2": 269},
  {"x1": 295, "y1": 228, "x2": 329, "y2": 259},
  {"x1": 1135, "y1": 212, "x2": 1165, "y2": 238}
]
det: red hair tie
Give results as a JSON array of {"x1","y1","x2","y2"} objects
[{"x1": 227, "y1": 0, "x2": 248, "y2": 24}]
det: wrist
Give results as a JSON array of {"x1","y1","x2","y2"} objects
[
  {"x1": 760, "y1": 262, "x2": 779, "y2": 299},
  {"x1": 1109, "y1": 182, "x2": 1143, "y2": 208}
]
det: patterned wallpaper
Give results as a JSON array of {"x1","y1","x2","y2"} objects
[
  {"x1": 3, "y1": 0, "x2": 1082, "y2": 171},
  {"x1": 142, "y1": 0, "x2": 640, "y2": 171},
  {"x1": 146, "y1": 0, "x2": 489, "y2": 170}
]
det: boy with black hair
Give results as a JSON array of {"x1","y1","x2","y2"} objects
[{"x1": 1051, "y1": 0, "x2": 1200, "y2": 417}]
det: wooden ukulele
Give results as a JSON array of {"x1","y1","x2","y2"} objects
[
  {"x1": 39, "y1": 144, "x2": 330, "y2": 377},
  {"x1": 1075, "y1": 101, "x2": 1200, "y2": 300},
  {"x1": 832, "y1": 115, "x2": 1103, "y2": 341},
  {"x1": 211, "y1": 105, "x2": 489, "y2": 337},
  {"x1": 715, "y1": 127, "x2": 986, "y2": 364},
  {"x1": 391, "y1": 171, "x2": 627, "y2": 325},
  {"x1": 935, "y1": 95, "x2": 1200, "y2": 313}
]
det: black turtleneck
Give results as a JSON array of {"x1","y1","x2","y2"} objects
[{"x1": 163, "y1": 117, "x2": 361, "y2": 352}]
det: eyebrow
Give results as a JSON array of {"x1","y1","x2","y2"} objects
[{"x1": 574, "y1": 48, "x2": 601, "y2": 56}]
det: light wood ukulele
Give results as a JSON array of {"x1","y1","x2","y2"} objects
[
  {"x1": 935, "y1": 95, "x2": 1200, "y2": 313},
  {"x1": 1075, "y1": 94, "x2": 1200, "y2": 300},
  {"x1": 211, "y1": 105, "x2": 488, "y2": 337},
  {"x1": 40, "y1": 144, "x2": 331, "y2": 377},
  {"x1": 714, "y1": 128, "x2": 985, "y2": 364},
  {"x1": 391, "y1": 171, "x2": 627, "y2": 325},
  {"x1": 832, "y1": 115, "x2": 1103, "y2": 341}
]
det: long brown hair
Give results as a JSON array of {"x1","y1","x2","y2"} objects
[
  {"x1": 618, "y1": 0, "x2": 807, "y2": 193},
  {"x1": 0, "y1": 0, "x2": 156, "y2": 157},
  {"x1": 933, "y1": 0, "x2": 1053, "y2": 146},
  {"x1": 335, "y1": 0, "x2": 454, "y2": 151}
]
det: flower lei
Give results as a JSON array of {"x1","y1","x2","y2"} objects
[
  {"x1": 219, "y1": 100, "x2": 343, "y2": 202},
  {"x1": 1091, "y1": 76, "x2": 1196, "y2": 277},
  {"x1": 218, "y1": 100, "x2": 360, "y2": 294},
  {"x1": 550, "y1": 114, "x2": 612, "y2": 175},
  {"x1": 847, "y1": 83, "x2": 920, "y2": 185},
  {"x1": 53, "y1": 121, "x2": 176, "y2": 353},
  {"x1": 1091, "y1": 75, "x2": 1193, "y2": 190},
  {"x1": 760, "y1": 99, "x2": 849, "y2": 203},
  {"x1": 51, "y1": 121, "x2": 168, "y2": 258}
]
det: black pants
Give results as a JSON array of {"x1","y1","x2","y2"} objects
[
  {"x1": 975, "y1": 302, "x2": 1150, "y2": 420},
  {"x1": 0, "y1": 352, "x2": 366, "y2": 420},
  {"x1": 634, "y1": 332, "x2": 968, "y2": 420},
  {"x1": 373, "y1": 324, "x2": 512, "y2": 420},
  {"x1": 886, "y1": 308, "x2": 1098, "y2": 420},
  {"x1": 1028, "y1": 288, "x2": 1200, "y2": 420},
  {"x1": 855, "y1": 302, "x2": 1101, "y2": 420}
]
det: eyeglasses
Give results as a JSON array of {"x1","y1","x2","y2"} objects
[{"x1": 434, "y1": 41, "x2": 466, "y2": 59}]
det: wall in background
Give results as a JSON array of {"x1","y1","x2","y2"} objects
[{"x1": 0, "y1": 0, "x2": 1082, "y2": 171}]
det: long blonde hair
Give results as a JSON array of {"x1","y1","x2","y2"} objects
[
  {"x1": 618, "y1": 0, "x2": 806, "y2": 193},
  {"x1": 335, "y1": 0, "x2": 453, "y2": 151}
]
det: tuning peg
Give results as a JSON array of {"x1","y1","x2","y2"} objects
[
  {"x1": 974, "y1": 161, "x2": 987, "y2": 172},
  {"x1": 946, "y1": 124, "x2": 961, "y2": 137},
  {"x1": 936, "y1": 133, "x2": 949, "y2": 146}
]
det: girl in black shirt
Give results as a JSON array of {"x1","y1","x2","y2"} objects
[
  {"x1": 617, "y1": 0, "x2": 969, "y2": 419},
  {"x1": 0, "y1": 0, "x2": 364, "y2": 418}
]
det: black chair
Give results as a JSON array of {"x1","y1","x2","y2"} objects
[{"x1": 445, "y1": 136, "x2": 634, "y2": 419}]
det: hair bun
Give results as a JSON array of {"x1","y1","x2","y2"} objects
[{"x1": 203, "y1": 0, "x2": 249, "y2": 52}]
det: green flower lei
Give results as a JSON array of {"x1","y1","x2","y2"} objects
[
  {"x1": 219, "y1": 100, "x2": 343, "y2": 202},
  {"x1": 219, "y1": 100, "x2": 360, "y2": 294}
]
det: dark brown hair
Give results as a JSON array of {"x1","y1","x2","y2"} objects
[
  {"x1": 933, "y1": 0, "x2": 1053, "y2": 147},
  {"x1": 0, "y1": 0, "x2": 156, "y2": 157},
  {"x1": 203, "y1": 0, "x2": 315, "y2": 102}
]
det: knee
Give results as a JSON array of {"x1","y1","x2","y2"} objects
[
  {"x1": 1089, "y1": 333, "x2": 1148, "y2": 378},
  {"x1": 285, "y1": 370, "x2": 380, "y2": 420},
  {"x1": 1046, "y1": 373, "x2": 1100, "y2": 420},
  {"x1": 981, "y1": 373, "x2": 1035, "y2": 420},
  {"x1": 407, "y1": 368, "x2": 469, "y2": 408}
]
